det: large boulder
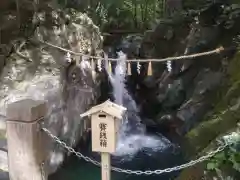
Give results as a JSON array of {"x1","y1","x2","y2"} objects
[{"x1": 0, "y1": 7, "x2": 102, "y2": 174}]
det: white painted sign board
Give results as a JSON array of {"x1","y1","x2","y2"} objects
[
  {"x1": 91, "y1": 112, "x2": 117, "y2": 153},
  {"x1": 80, "y1": 100, "x2": 126, "y2": 180}
]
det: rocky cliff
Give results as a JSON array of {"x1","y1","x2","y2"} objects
[
  {"x1": 0, "y1": 1, "x2": 102, "y2": 175},
  {"x1": 112, "y1": 2, "x2": 240, "y2": 178},
  {"x1": 116, "y1": 2, "x2": 240, "y2": 143}
]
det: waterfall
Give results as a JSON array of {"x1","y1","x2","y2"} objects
[
  {"x1": 110, "y1": 51, "x2": 144, "y2": 137},
  {"x1": 105, "y1": 51, "x2": 171, "y2": 160}
]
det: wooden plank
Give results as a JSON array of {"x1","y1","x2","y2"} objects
[
  {"x1": 101, "y1": 152, "x2": 111, "y2": 180},
  {"x1": 6, "y1": 99, "x2": 47, "y2": 180}
]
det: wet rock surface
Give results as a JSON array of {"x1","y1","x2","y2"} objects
[
  {"x1": 0, "y1": 5, "x2": 102, "y2": 175},
  {"x1": 113, "y1": 2, "x2": 240, "y2": 141}
]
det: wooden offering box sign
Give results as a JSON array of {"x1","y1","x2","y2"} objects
[{"x1": 80, "y1": 100, "x2": 126, "y2": 153}]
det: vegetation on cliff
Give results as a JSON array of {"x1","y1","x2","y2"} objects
[
  {"x1": 1, "y1": 0, "x2": 240, "y2": 179},
  {"x1": 177, "y1": 52, "x2": 240, "y2": 179}
]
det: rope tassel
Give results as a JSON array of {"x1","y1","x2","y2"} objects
[
  {"x1": 91, "y1": 58, "x2": 96, "y2": 81},
  {"x1": 108, "y1": 61, "x2": 112, "y2": 73},
  {"x1": 104, "y1": 53, "x2": 111, "y2": 73},
  {"x1": 137, "y1": 62, "x2": 141, "y2": 74},
  {"x1": 127, "y1": 62, "x2": 131, "y2": 75},
  {"x1": 147, "y1": 61, "x2": 153, "y2": 76},
  {"x1": 166, "y1": 60, "x2": 172, "y2": 72},
  {"x1": 91, "y1": 58, "x2": 95, "y2": 71},
  {"x1": 97, "y1": 58, "x2": 102, "y2": 72}
]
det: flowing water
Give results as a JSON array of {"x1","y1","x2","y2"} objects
[
  {"x1": 0, "y1": 50, "x2": 184, "y2": 180},
  {"x1": 107, "y1": 51, "x2": 172, "y2": 160},
  {"x1": 50, "y1": 52, "x2": 184, "y2": 180}
]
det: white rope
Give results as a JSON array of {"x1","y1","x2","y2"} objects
[{"x1": 39, "y1": 40, "x2": 225, "y2": 63}]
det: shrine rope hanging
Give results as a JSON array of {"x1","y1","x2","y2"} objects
[
  {"x1": 39, "y1": 39, "x2": 227, "y2": 63},
  {"x1": 37, "y1": 39, "x2": 239, "y2": 76}
]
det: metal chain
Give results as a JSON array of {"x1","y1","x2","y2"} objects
[
  {"x1": 42, "y1": 127, "x2": 101, "y2": 167},
  {"x1": 42, "y1": 127, "x2": 230, "y2": 175},
  {"x1": 40, "y1": 162, "x2": 46, "y2": 180}
]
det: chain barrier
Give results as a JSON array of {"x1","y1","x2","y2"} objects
[
  {"x1": 0, "y1": 113, "x2": 232, "y2": 174},
  {"x1": 42, "y1": 127, "x2": 230, "y2": 175},
  {"x1": 40, "y1": 162, "x2": 46, "y2": 180}
]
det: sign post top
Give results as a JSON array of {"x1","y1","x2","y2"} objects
[
  {"x1": 80, "y1": 99, "x2": 126, "y2": 120},
  {"x1": 80, "y1": 100, "x2": 126, "y2": 180},
  {"x1": 81, "y1": 100, "x2": 126, "y2": 154}
]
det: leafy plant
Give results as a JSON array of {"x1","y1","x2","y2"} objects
[
  {"x1": 206, "y1": 132, "x2": 240, "y2": 179},
  {"x1": 56, "y1": 0, "x2": 169, "y2": 31}
]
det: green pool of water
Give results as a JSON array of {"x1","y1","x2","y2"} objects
[
  {"x1": 49, "y1": 132, "x2": 183, "y2": 180},
  {"x1": 49, "y1": 148, "x2": 182, "y2": 180},
  {"x1": 49, "y1": 156, "x2": 126, "y2": 180}
]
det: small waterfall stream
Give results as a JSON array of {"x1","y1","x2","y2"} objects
[
  {"x1": 49, "y1": 49, "x2": 185, "y2": 180},
  {"x1": 0, "y1": 49, "x2": 185, "y2": 180},
  {"x1": 106, "y1": 51, "x2": 172, "y2": 160}
]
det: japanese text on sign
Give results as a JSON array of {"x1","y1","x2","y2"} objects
[{"x1": 99, "y1": 123, "x2": 107, "y2": 147}]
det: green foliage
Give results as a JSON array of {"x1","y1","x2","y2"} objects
[
  {"x1": 206, "y1": 146, "x2": 240, "y2": 171},
  {"x1": 58, "y1": 0, "x2": 167, "y2": 31},
  {"x1": 206, "y1": 151, "x2": 227, "y2": 170},
  {"x1": 91, "y1": 0, "x2": 164, "y2": 31},
  {"x1": 56, "y1": 0, "x2": 240, "y2": 34},
  {"x1": 183, "y1": 0, "x2": 209, "y2": 9},
  {"x1": 206, "y1": 132, "x2": 240, "y2": 179}
]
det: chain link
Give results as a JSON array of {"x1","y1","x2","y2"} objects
[
  {"x1": 41, "y1": 162, "x2": 46, "y2": 180},
  {"x1": 42, "y1": 127, "x2": 230, "y2": 175}
]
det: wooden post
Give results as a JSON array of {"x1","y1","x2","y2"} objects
[
  {"x1": 6, "y1": 99, "x2": 47, "y2": 180},
  {"x1": 80, "y1": 100, "x2": 127, "y2": 180},
  {"x1": 101, "y1": 152, "x2": 110, "y2": 180}
]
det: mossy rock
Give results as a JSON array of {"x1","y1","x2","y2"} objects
[
  {"x1": 183, "y1": 51, "x2": 240, "y2": 156},
  {"x1": 176, "y1": 51, "x2": 240, "y2": 179}
]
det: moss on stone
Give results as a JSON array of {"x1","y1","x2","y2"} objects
[
  {"x1": 185, "y1": 109, "x2": 240, "y2": 155},
  {"x1": 184, "y1": 51, "x2": 240, "y2": 156},
  {"x1": 176, "y1": 52, "x2": 240, "y2": 180}
]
